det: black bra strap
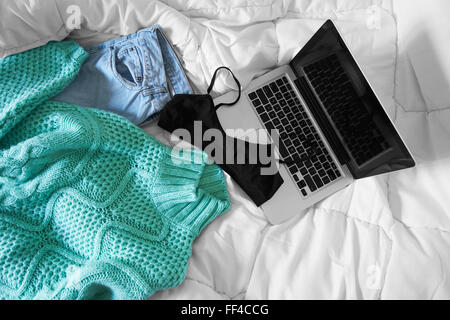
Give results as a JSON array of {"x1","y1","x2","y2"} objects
[{"x1": 207, "y1": 66, "x2": 241, "y2": 110}]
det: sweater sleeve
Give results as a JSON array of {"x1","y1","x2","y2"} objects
[
  {"x1": 0, "y1": 41, "x2": 87, "y2": 140},
  {"x1": 152, "y1": 147, "x2": 231, "y2": 237}
]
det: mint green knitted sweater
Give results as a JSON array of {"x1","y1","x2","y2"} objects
[{"x1": 0, "y1": 41, "x2": 230, "y2": 300}]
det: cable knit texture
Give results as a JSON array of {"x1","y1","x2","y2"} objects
[{"x1": 0, "y1": 41, "x2": 230, "y2": 300}]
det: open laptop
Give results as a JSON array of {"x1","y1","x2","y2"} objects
[{"x1": 214, "y1": 20, "x2": 415, "y2": 225}]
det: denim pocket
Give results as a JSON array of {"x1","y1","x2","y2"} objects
[{"x1": 111, "y1": 45, "x2": 143, "y2": 89}]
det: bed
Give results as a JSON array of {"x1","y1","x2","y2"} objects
[{"x1": 1, "y1": 0, "x2": 449, "y2": 299}]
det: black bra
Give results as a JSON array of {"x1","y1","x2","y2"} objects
[{"x1": 158, "y1": 67, "x2": 284, "y2": 207}]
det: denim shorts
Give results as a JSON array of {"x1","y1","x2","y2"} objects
[{"x1": 52, "y1": 25, "x2": 192, "y2": 125}]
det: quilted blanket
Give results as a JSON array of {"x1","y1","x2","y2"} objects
[{"x1": 1, "y1": 0, "x2": 449, "y2": 299}]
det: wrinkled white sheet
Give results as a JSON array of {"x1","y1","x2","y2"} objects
[{"x1": 1, "y1": 0, "x2": 449, "y2": 299}]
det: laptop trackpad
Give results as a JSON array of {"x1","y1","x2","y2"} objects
[{"x1": 215, "y1": 91, "x2": 264, "y2": 139}]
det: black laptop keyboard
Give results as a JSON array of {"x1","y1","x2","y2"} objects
[
  {"x1": 303, "y1": 54, "x2": 390, "y2": 166},
  {"x1": 248, "y1": 76, "x2": 341, "y2": 197}
]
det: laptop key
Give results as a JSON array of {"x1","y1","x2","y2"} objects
[
  {"x1": 270, "y1": 82, "x2": 279, "y2": 93},
  {"x1": 256, "y1": 89, "x2": 268, "y2": 104},
  {"x1": 263, "y1": 85, "x2": 274, "y2": 98},
  {"x1": 265, "y1": 122, "x2": 274, "y2": 131},
  {"x1": 252, "y1": 99, "x2": 261, "y2": 107},
  {"x1": 287, "y1": 99, "x2": 295, "y2": 107},
  {"x1": 249, "y1": 92, "x2": 257, "y2": 100},
  {"x1": 299, "y1": 180, "x2": 307, "y2": 188},
  {"x1": 313, "y1": 174, "x2": 323, "y2": 188},
  {"x1": 327, "y1": 169, "x2": 337, "y2": 181},
  {"x1": 279, "y1": 144, "x2": 289, "y2": 158},
  {"x1": 289, "y1": 166, "x2": 298, "y2": 174},
  {"x1": 301, "y1": 189, "x2": 308, "y2": 197},
  {"x1": 283, "y1": 94, "x2": 291, "y2": 101},
  {"x1": 304, "y1": 175, "x2": 317, "y2": 192},
  {"x1": 260, "y1": 113, "x2": 269, "y2": 122}
]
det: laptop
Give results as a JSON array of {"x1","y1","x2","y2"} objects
[{"x1": 214, "y1": 20, "x2": 415, "y2": 225}]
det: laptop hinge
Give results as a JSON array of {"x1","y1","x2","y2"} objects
[{"x1": 294, "y1": 77, "x2": 351, "y2": 165}]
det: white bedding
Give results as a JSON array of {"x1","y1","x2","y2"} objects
[{"x1": 1, "y1": 0, "x2": 449, "y2": 300}]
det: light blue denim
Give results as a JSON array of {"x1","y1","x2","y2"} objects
[{"x1": 52, "y1": 25, "x2": 192, "y2": 125}]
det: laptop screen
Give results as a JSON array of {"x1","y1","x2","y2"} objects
[{"x1": 289, "y1": 20, "x2": 415, "y2": 179}]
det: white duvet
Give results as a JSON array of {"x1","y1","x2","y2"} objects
[{"x1": 1, "y1": 0, "x2": 449, "y2": 300}]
